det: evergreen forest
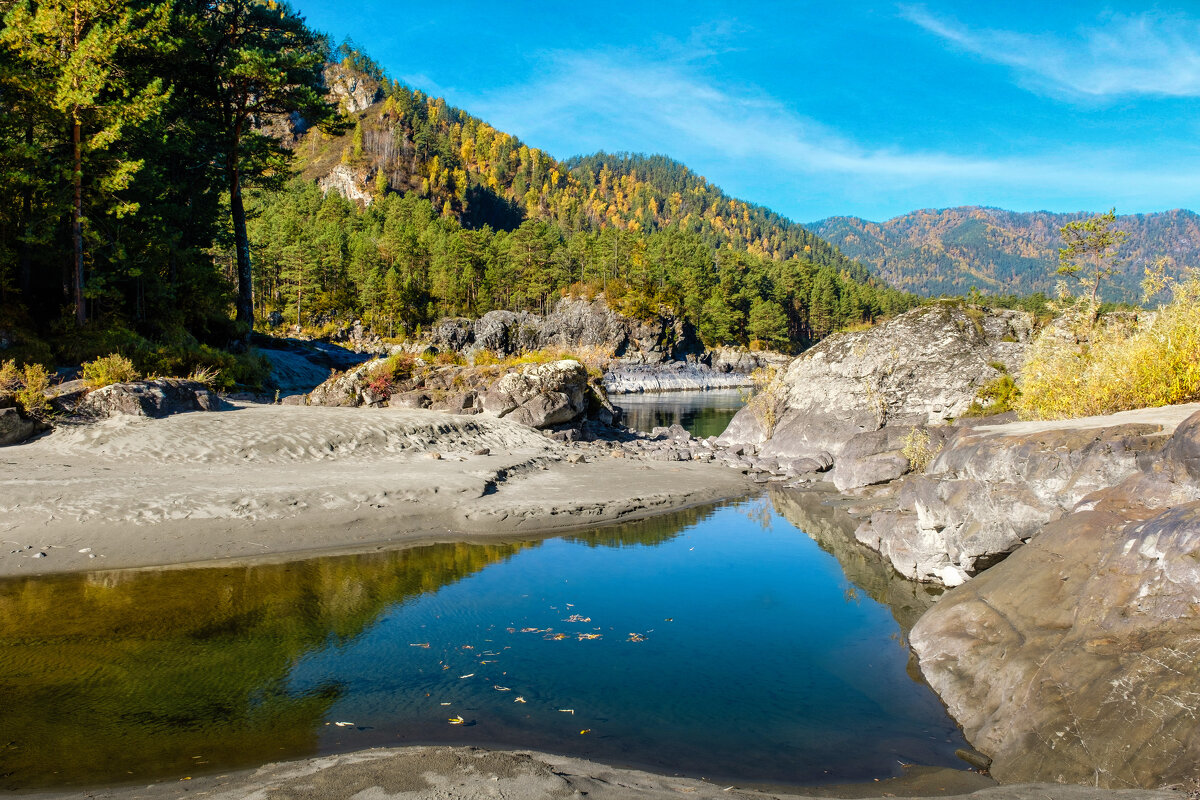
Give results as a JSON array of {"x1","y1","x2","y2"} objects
[{"x1": 0, "y1": 0, "x2": 914, "y2": 382}]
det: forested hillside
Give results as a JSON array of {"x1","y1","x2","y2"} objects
[
  {"x1": 0, "y1": 0, "x2": 911, "y2": 380},
  {"x1": 243, "y1": 49, "x2": 914, "y2": 350},
  {"x1": 811, "y1": 207, "x2": 1200, "y2": 302}
]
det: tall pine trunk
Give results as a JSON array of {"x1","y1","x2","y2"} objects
[
  {"x1": 18, "y1": 120, "x2": 33, "y2": 298},
  {"x1": 72, "y1": 113, "x2": 85, "y2": 325},
  {"x1": 71, "y1": 2, "x2": 86, "y2": 325},
  {"x1": 228, "y1": 152, "x2": 253, "y2": 347}
]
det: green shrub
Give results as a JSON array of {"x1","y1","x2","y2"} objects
[
  {"x1": 14, "y1": 363, "x2": 51, "y2": 420},
  {"x1": 82, "y1": 354, "x2": 140, "y2": 390},
  {"x1": 962, "y1": 374, "x2": 1020, "y2": 418}
]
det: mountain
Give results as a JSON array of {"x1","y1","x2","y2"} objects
[
  {"x1": 810, "y1": 207, "x2": 1200, "y2": 302},
  {"x1": 241, "y1": 50, "x2": 914, "y2": 350}
]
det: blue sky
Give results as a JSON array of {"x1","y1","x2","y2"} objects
[{"x1": 293, "y1": 1, "x2": 1200, "y2": 223}]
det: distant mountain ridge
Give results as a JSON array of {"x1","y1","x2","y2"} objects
[{"x1": 810, "y1": 207, "x2": 1200, "y2": 302}]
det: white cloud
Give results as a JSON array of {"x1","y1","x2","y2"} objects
[
  {"x1": 461, "y1": 48, "x2": 1200, "y2": 201},
  {"x1": 900, "y1": 5, "x2": 1200, "y2": 99}
]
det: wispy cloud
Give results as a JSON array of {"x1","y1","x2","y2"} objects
[
  {"x1": 462, "y1": 47, "x2": 1200, "y2": 203},
  {"x1": 900, "y1": 5, "x2": 1200, "y2": 99}
]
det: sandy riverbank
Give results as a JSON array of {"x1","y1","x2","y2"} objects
[
  {"x1": 27, "y1": 745, "x2": 1175, "y2": 800},
  {"x1": 0, "y1": 403, "x2": 753, "y2": 577}
]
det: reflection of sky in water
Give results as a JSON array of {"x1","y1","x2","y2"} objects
[
  {"x1": 616, "y1": 390, "x2": 745, "y2": 439},
  {"x1": 0, "y1": 497, "x2": 969, "y2": 791},
  {"x1": 291, "y1": 498, "x2": 967, "y2": 786}
]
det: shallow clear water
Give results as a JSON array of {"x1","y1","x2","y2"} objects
[
  {"x1": 616, "y1": 389, "x2": 745, "y2": 438},
  {"x1": 0, "y1": 495, "x2": 965, "y2": 790}
]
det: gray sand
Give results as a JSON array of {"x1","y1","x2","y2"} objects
[{"x1": 0, "y1": 403, "x2": 751, "y2": 575}]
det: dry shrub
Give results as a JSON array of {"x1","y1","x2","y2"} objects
[
  {"x1": 740, "y1": 365, "x2": 783, "y2": 437},
  {"x1": 7, "y1": 362, "x2": 51, "y2": 420},
  {"x1": 902, "y1": 427, "x2": 942, "y2": 472},
  {"x1": 1016, "y1": 274, "x2": 1200, "y2": 419}
]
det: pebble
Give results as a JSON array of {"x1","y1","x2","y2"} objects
[{"x1": 473, "y1": 447, "x2": 490, "y2": 456}]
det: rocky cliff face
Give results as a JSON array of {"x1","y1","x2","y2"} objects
[
  {"x1": 431, "y1": 297, "x2": 702, "y2": 365},
  {"x1": 719, "y1": 303, "x2": 1032, "y2": 461},
  {"x1": 910, "y1": 408, "x2": 1200, "y2": 788}
]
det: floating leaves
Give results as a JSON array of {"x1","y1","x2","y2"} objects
[
  {"x1": 409, "y1": 642, "x2": 430, "y2": 648},
  {"x1": 627, "y1": 633, "x2": 647, "y2": 643},
  {"x1": 563, "y1": 614, "x2": 592, "y2": 623},
  {"x1": 577, "y1": 633, "x2": 602, "y2": 641}
]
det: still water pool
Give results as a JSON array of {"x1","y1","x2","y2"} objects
[
  {"x1": 0, "y1": 494, "x2": 964, "y2": 791},
  {"x1": 616, "y1": 389, "x2": 745, "y2": 439}
]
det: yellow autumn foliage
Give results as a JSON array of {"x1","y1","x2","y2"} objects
[{"x1": 1016, "y1": 274, "x2": 1200, "y2": 419}]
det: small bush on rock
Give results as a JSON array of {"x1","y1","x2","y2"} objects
[
  {"x1": 902, "y1": 426, "x2": 942, "y2": 472},
  {"x1": 82, "y1": 354, "x2": 140, "y2": 390}
]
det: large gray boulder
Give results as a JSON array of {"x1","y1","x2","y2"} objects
[
  {"x1": 480, "y1": 360, "x2": 588, "y2": 429},
  {"x1": 77, "y1": 379, "x2": 227, "y2": 419},
  {"x1": 855, "y1": 406, "x2": 1196, "y2": 585},
  {"x1": 719, "y1": 304, "x2": 1032, "y2": 459},
  {"x1": 910, "y1": 408, "x2": 1200, "y2": 788}
]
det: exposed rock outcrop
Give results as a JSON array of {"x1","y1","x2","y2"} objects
[
  {"x1": 852, "y1": 407, "x2": 1197, "y2": 585},
  {"x1": 0, "y1": 406, "x2": 36, "y2": 446},
  {"x1": 307, "y1": 355, "x2": 612, "y2": 431},
  {"x1": 719, "y1": 304, "x2": 1032, "y2": 459},
  {"x1": 910, "y1": 408, "x2": 1200, "y2": 788},
  {"x1": 430, "y1": 296, "x2": 702, "y2": 366},
  {"x1": 76, "y1": 379, "x2": 228, "y2": 419}
]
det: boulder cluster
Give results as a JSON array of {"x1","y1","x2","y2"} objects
[{"x1": 717, "y1": 300, "x2": 1200, "y2": 790}]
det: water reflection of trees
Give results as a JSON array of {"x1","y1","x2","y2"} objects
[
  {"x1": 768, "y1": 488, "x2": 941, "y2": 636},
  {"x1": 566, "y1": 504, "x2": 720, "y2": 549},
  {"x1": 0, "y1": 541, "x2": 527, "y2": 790}
]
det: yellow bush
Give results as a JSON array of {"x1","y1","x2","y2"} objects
[
  {"x1": 14, "y1": 363, "x2": 51, "y2": 420},
  {"x1": 1016, "y1": 276, "x2": 1200, "y2": 419},
  {"x1": 902, "y1": 427, "x2": 942, "y2": 472},
  {"x1": 81, "y1": 354, "x2": 140, "y2": 390}
]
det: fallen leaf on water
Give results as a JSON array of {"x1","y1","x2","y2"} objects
[
  {"x1": 494, "y1": 685, "x2": 511, "y2": 691},
  {"x1": 627, "y1": 633, "x2": 646, "y2": 643},
  {"x1": 448, "y1": 716, "x2": 464, "y2": 725},
  {"x1": 580, "y1": 729, "x2": 591, "y2": 735},
  {"x1": 514, "y1": 697, "x2": 526, "y2": 703},
  {"x1": 409, "y1": 642, "x2": 430, "y2": 648},
  {"x1": 563, "y1": 615, "x2": 591, "y2": 623},
  {"x1": 544, "y1": 633, "x2": 568, "y2": 641},
  {"x1": 558, "y1": 709, "x2": 574, "y2": 715},
  {"x1": 577, "y1": 633, "x2": 602, "y2": 640},
  {"x1": 458, "y1": 673, "x2": 474, "y2": 679},
  {"x1": 333, "y1": 722, "x2": 354, "y2": 727}
]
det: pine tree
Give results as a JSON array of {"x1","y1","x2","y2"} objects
[
  {"x1": 192, "y1": 0, "x2": 332, "y2": 345},
  {"x1": 1, "y1": 0, "x2": 171, "y2": 325}
]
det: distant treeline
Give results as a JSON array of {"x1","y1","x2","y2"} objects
[{"x1": 249, "y1": 181, "x2": 915, "y2": 350}]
